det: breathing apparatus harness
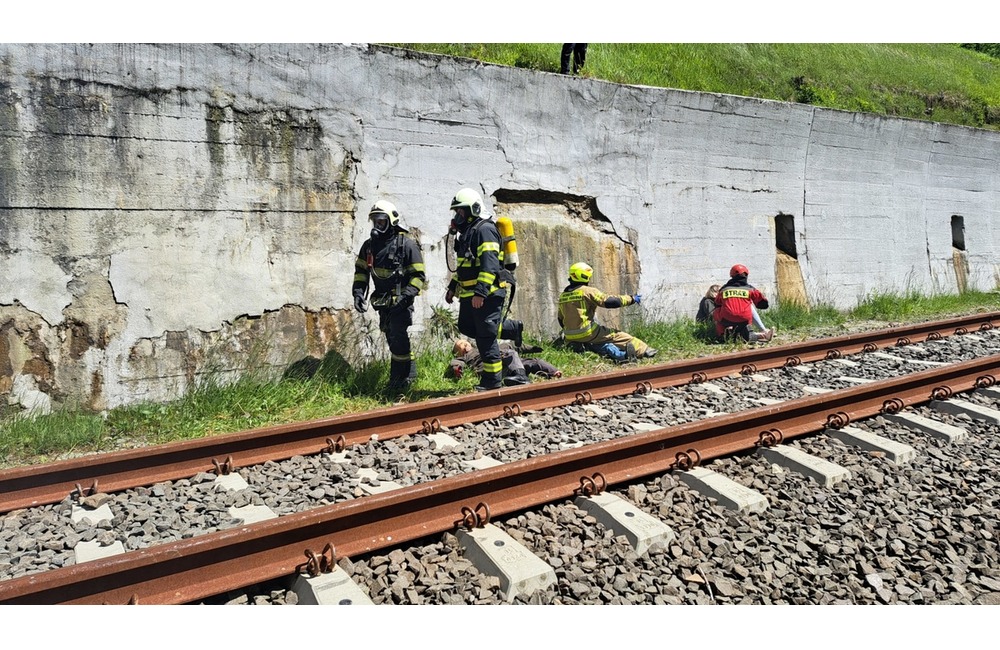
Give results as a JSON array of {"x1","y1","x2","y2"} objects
[
  {"x1": 444, "y1": 207, "x2": 520, "y2": 335},
  {"x1": 366, "y1": 230, "x2": 407, "y2": 309}
]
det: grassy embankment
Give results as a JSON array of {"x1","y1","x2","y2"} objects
[
  {"x1": 391, "y1": 43, "x2": 1000, "y2": 131},
  {"x1": 3, "y1": 44, "x2": 1000, "y2": 466},
  {"x1": 3, "y1": 290, "x2": 999, "y2": 468}
]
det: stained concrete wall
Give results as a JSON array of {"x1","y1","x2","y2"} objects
[{"x1": 1, "y1": 43, "x2": 998, "y2": 413}]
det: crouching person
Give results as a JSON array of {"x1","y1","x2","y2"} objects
[
  {"x1": 714, "y1": 264, "x2": 774, "y2": 343},
  {"x1": 557, "y1": 262, "x2": 657, "y2": 361}
]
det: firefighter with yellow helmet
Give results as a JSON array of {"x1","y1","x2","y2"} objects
[
  {"x1": 352, "y1": 199, "x2": 426, "y2": 390},
  {"x1": 558, "y1": 262, "x2": 657, "y2": 360}
]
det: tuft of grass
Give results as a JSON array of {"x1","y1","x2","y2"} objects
[
  {"x1": 427, "y1": 305, "x2": 461, "y2": 341},
  {"x1": 0, "y1": 408, "x2": 108, "y2": 465},
  {"x1": 849, "y1": 289, "x2": 1000, "y2": 322},
  {"x1": 626, "y1": 316, "x2": 712, "y2": 361},
  {"x1": 767, "y1": 302, "x2": 845, "y2": 332}
]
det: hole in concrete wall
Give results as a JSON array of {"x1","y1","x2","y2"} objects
[
  {"x1": 773, "y1": 213, "x2": 808, "y2": 308},
  {"x1": 951, "y1": 215, "x2": 966, "y2": 251},
  {"x1": 490, "y1": 188, "x2": 637, "y2": 339},
  {"x1": 775, "y1": 213, "x2": 797, "y2": 259},
  {"x1": 952, "y1": 215, "x2": 968, "y2": 293},
  {"x1": 492, "y1": 189, "x2": 622, "y2": 239}
]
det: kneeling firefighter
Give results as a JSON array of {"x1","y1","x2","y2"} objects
[
  {"x1": 557, "y1": 262, "x2": 657, "y2": 360},
  {"x1": 353, "y1": 200, "x2": 426, "y2": 390}
]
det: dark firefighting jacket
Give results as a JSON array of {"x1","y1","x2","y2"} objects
[
  {"x1": 447, "y1": 218, "x2": 506, "y2": 299},
  {"x1": 353, "y1": 230, "x2": 425, "y2": 308}
]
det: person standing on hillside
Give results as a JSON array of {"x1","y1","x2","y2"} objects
[
  {"x1": 558, "y1": 262, "x2": 657, "y2": 360},
  {"x1": 713, "y1": 264, "x2": 774, "y2": 343},
  {"x1": 445, "y1": 188, "x2": 509, "y2": 391},
  {"x1": 560, "y1": 44, "x2": 588, "y2": 75},
  {"x1": 352, "y1": 200, "x2": 426, "y2": 390}
]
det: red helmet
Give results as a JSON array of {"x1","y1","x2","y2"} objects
[{"x1": 730, "y1": 264, "x2": 749, "y2": 278}]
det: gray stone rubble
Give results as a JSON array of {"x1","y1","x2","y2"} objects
[{"x1": 2, "y1": 329, "x2": 999, "y2": 604}]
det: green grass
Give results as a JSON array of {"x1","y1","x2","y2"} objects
[
  {"x1": 769, "y1": 302, "x2": 846, "y2": 332},
  {"x1": 849, "y1": 288, "x2": 1000, "y2": 321},
  {"x1": 0, "y1": 408, "x2": 107, "y2": 463},
  {"x1": 4, "y1": 290, "x2": 1000, "y2": 469},
  {"x1": 388, "y1": 43, "x2": 1000, "y2": 131}
]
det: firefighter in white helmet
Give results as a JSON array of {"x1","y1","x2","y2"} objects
[
  {"x1": 352, "y1": 199, "x2": 426, "y2": 390},
  {"x1": 444, "y1": 188, "x2": 509, "y2": 391}
]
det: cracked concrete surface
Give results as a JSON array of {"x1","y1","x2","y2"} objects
[{"x1": 1, "y1": 43, "x2": 999, "y2": 413}]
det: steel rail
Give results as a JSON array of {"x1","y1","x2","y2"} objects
[
  {"x1": 0, "y1": 312, "x2": 995, "y2": 515},
  {"x1": 1, "y1": 353, "x2": 997, "y2": 604}
]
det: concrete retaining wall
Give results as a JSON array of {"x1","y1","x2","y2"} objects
[{"x1": 1, "y1": 43, "x2": 998, "y2": 412}]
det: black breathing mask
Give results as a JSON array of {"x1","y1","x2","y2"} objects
[
  {"x1": 371, "y1": 214, "x2": 391, "y2": 238},
  {"x1": 449, "y1": 208, "x2": 469, "y2": 235}
]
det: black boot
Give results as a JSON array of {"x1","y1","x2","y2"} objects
[
  {"x1": 476, "y1": 370, "x2": 503, "y2": 391},
  {"x1": 502, "y1": 319, "x2": 524, "y2": 349},
  {"x1": 387, "y1": 359, "x2": 412, "y2": 391}
]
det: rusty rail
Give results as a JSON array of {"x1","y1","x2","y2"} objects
[
  {"x1": 0, "y1": 311, "x2": 995, "y2": 514},
  {"x1": 1, "y1": 352, "x2": 996, "y2": 604}
]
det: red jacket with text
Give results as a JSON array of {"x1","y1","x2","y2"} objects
[{"x1": 713, "y1": 276, "x2": 769, "y2": 336}]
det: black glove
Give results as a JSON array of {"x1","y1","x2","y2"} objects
[{"x1": 354, "y1": 295, "x2": 367, "y2": 313}]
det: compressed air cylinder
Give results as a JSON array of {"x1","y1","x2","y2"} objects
[{"x1": 496, "y1": 216, "x2": 519, "y2": 270}]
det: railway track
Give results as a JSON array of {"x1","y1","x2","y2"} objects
[
  {"x1": 1, "y1": 313, "x2": 995, "y2": 515},
  {"x1": 2, "y1": 313, "x2": 1000, "y2": 604}
]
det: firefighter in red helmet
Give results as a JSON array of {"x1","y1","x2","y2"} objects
[{"x1": 713, "y1": 264, "x2": 773, "y2": 343}]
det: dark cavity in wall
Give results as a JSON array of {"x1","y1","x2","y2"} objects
[
  {"x1": 952, "y1": 215, "x2": 968, "y2": 293},
  {"x1": 492, "y1": 188, "x2": 626, "y2": 241},
  {"x1": 490, "y1": 188, "x2": 638, "y2": 338},
  {"x1": 773, "y1": 213, "x2": 809, "y2": 308},
  {"x1": 775, "y1": 213, "x2": 797, "y2": 259}
]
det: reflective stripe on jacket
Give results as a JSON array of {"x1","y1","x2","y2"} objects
[
  {"x1": 713, "y1": 277, "x2": 768, "y2": 326},
  {"x1": 448, "y1": 218, "x2": 506, "y2": 299},
  {"x1": 558, "y1": 284, "x2": 635, "y2": 341}
]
